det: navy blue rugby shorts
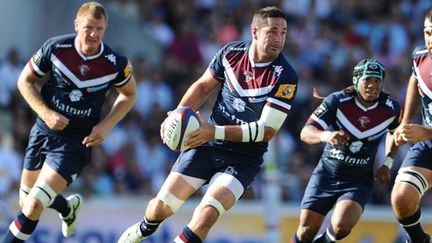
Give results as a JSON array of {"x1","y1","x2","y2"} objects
[
  {"x1": 300, "y1": 161, "x2": 373, "y2": 215},
  {"x1": 401, "y1": 140, "x2": 432, "y2": 170},
  {"x1": 172, "y1": 144, "x2": 263, "y2": 194},
  {"x1": 23, "y1": 125, "x2": 91, "y2": 185}
]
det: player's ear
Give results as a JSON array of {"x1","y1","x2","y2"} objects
[
  {"x1": 74, "y1": 19, "x2": 79, "y2": 32},
  {"x1": 251, "y1": 26, "x2": 258, "y2": 40}
]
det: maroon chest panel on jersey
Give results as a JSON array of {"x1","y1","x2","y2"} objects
[
  {"x1": 54, "y1": 49, "x2": 117, "y2": 81},
  {"x1": 415, "y1": 55, "x2": 432, "y2": 96},
  {"x1": 226, "y1": 52, "x2": 277, "y2": 90},
  {"x1": 338, "y1": 102, "x2": 394, "y2": 132}
]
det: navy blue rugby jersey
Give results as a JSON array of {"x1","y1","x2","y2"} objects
[
  {"x1": 307, "y1": 90, "x2": 400, "y2": 179},
  {"x1": 208, "y1": 41, "x2": 298, "y2": 157},
  {"x1": 29, "y1": 34, "x2": 132, "y2": 141},
  {"x1": 412, "y1": 45, "x2": 432, "y2": 127}
]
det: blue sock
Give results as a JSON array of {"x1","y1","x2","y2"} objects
[
  {"x1": 398, "y1": 209, "x2": 427, "y2": 243},
  {"x1": 292, "y1": 233, "x2": 308, "y2": 243},
  {"x1": 139, "y1": 217, "x2": 162, "y2": 237},
  {"x1": 175, "y1": 226, "x2": 202, "y2": 243},
  {"x1": 48, "y1": 194, "x2": 69, "y2": 217},
  {"x1": 2, "y1": 212, "x2": 38, "y2": 243}
]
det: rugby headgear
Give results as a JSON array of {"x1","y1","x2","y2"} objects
[{"x1": 352, "y1": 59, "x2": 385, "y2": 95}]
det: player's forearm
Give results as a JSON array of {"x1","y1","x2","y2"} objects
[
  {"x1": 300, "y1": 125, "x2": 324, "y2": 144},
  {"x1": 100, "y1": 92, "x2": 136, "y2": 130},
  {"x1": 215, "y1": 124, "x2": 275, "y2": 143},
  {"x1": 401, "y1": 74, "x2": 421, "y2": 124},
  {"x1": 385, "y1": 132, "x2": 398, "y2": 158},
  {"x1": 18, "y1": 77, "x2": 51, "y2": 119}
]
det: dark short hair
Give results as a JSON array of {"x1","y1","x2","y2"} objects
[
  {"x1": 426, "y1": 9, "x2": 432, "y2": 22},
  {"x1": 252, "y1": 6, "x2": 286, "y2": 27}
]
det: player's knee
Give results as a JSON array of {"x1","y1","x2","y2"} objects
[
  {"x1": 200, "y1": 196, "x2": 226, "y2": 217},
  {"x1": 27, "y1": 182, "x2": 57, "y2": 208},
  {"x1": 155, "y1": 189, "x2": 185, "y2": 215},
  {"x1": 22, "y1": 197, "x2": 45, "y2": 219},
  {"x1": 19, "y1": 184, "x2": 32, "y2": 208},
  {"x1": 394, "y1": 168, "x2": 429, "y2": 198}
]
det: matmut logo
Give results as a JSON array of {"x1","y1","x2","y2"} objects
[{"x1": 51, "y1": 96, "x2": 92, "y2": 117}]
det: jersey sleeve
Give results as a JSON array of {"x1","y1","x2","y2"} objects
[
  {"x1": 385, "y1": 97, "x2": 401, "y2": 133},
  {"x1": 265, "y1": 65, "x2": 298, "y2": 114},
  {"x1": 306, "y1": 93, "x2": 338, "y2": 130},
  {"x1": 208, "y1": 43, "x2": 232, "y2": 83},
  {"x1": 28, "y1": 38, "x2": 55, "y2": 77},
  {"x1": 113, "y1": 56, "x2": 133, "y2": 87}
]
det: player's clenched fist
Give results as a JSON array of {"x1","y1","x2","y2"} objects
[{"x1": 41, "y1": 109, "x2": 69, "y2": 131}]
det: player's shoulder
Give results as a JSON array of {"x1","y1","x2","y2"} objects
[
  {"x1": 101, "y1": 43, "x2": 130, "y2": 68},
  {"x1": 328, "y1": 89, "x2": 354, "y2": 104},
  {"x1": 275, "y1": 54, "x2": 297, "y2": 83},
  {"x1": 225, "y1": 40, "x2": 248, "y2": 49},
  {"x1": 43, "y1": 34, "x2": 75, "y2": 50},
  {"x1": 219, "y1": 41, "x2": 248, "y2": 55},
  {"x1": 378, "y1": 93, "x2": 401, "y2": 113},
  {"x1": 412, "y1": 44, "x2": 428, "y2": 58}
]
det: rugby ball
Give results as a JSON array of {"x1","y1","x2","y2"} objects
[{"x1": 163, "y1": 106, "x2": 200, "y2": 152}]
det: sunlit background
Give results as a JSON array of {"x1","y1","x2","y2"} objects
[{"x1": 0, "y1": 0, "x2": 431, "y2": 242}]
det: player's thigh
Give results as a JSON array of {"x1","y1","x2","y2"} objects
[
  {"x1": 34, "y1": 162, "x2": 68, "y2": 193},
  {"x1": 21, "y1": 169, "x2": 41, "y2": 187},
  {"x1": 161, "y1": 172, "x2": 203, "y2": 200},
  {"x1": 331, "y1": 199, "x2": 362, "y2": 229}
]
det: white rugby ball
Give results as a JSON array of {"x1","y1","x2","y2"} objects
[{"x1": 163, "y1": 106, "x2": 200, "y2": 152}]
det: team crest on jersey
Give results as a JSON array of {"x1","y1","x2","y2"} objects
[
  {"x1": 275, "y1": 84, "x2": 296, "y2": 100},
  {"x1": 244, "y1": 71, "x2": 253, "y2": 82},
  {"x1": 232, "y1": 98, "x2": 246, "y2": 112},
  {"x1": 69, "y1": 89, "x2": 83, "y2": 102},
  {"x1": 358, "y1": 116, "x2": 370, "y2": 128},
  {"x1": 349, "y1": 141, "x2": 363, "y2": 153},
  {"x1": 79, "y1": 64, "x2": 89, "y2": 76}
]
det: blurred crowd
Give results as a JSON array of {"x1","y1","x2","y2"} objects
[{"x1": 1, "y1": 0, "x2": 432, "y2": 207}]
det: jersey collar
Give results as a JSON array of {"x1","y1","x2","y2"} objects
[
  {"x1": 74, "y1": 37, "x2": 105, "y2": 61},
  {"x1": 354, "y1": 97, "x2": 378, "y2": 111},
  {"x1": 248, "y1": 45, "x2": 274, "y2": 68}
]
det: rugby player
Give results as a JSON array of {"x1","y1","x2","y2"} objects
[
  {"x1": 2, "y1": 2, "x2": 136, "y2": 242},
  {"x1": 118, "y1": 6, "x2": 298, "y2": 243},
  {"x1": 391, "y1": 8, "x2": 432, "y2": 243},
  {"x1": 293, "y1": 59, "x2": 400, "y2": 243}
]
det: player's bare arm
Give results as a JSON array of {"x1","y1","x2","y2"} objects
[
  {"x1": 17, "y1": 63, "x2": 69, "y2": 131},
  {"x1": 300, "y1": 124, "x2": 349, "y2": 148},
  {"x1": 376, "y1": 132, "x2": 398, "y2": 183},
  {"x1": 178, "y1": 68, "x2": 221, "y2": 110},
  {"x1": 394, "y1": 73, "x2": 421, "y2": 146},
  {"x1": 82, "y1": 75, "x2": 137, "y2": 147},
  {"x1": 186, "y1": 105, "x2": 284, "y2": 148}
]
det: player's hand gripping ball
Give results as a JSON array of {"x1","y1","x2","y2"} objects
[{"x1": 163, "y1": 106, "x2": 200, "y2": 152}]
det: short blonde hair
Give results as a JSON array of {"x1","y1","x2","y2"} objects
[{"x1": 76, "y1": 2, "x2": 108, "y2": 23}]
